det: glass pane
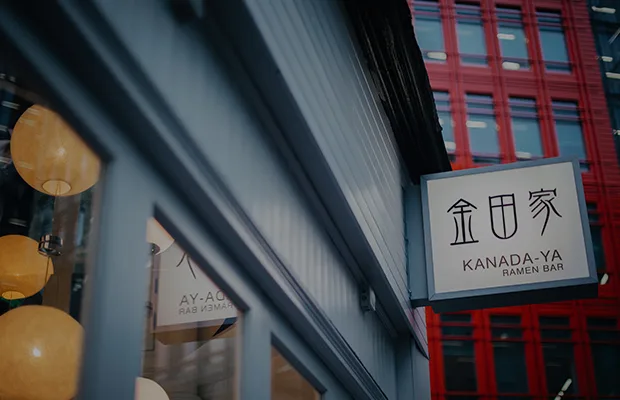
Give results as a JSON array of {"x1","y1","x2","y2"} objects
[
  {"x1": 498, "y1": 25, "x2": 529, "y2": 64},
  {"x1": 540, "y1": 29, "x2": 570, "y2": 64},
  {"x1": 511, "y1": 117, "x2": 543, "y2": 158},
  {"x1": 588, "y1": 317, "x2": 617, "y2": 328},
  {"x1": 493, "y1": 342, "x2": 529, "y2": 393},
  {"x1": 590, "y1": 344, "x2": 620, "y2": 396},
  {"x1": 0, "y1": 79, "x2": 102, "y2": 400},
  {"x1": 492, "y1": 328, "x2": 523, "y2": 339},
  {"x1": 442, "y1": 326, "x2": 474, "y2": 336},
  {"x1": 542, "y1": 342, "x2": 577, "y2": 394},
  {"x1": 442, "y1": 340, "x2": 477, "y2": 391},
  {"x1": 467, "y1": 114, "x2": 499, "y2": 155},
  {"x1": 457, "y1": 21, "x2": 487, "y2": 64},
  {"x1": 541, "y1": 329, "x2": 572, "y2": 340},
  {"x1": 441, "y1": 313, "x2": 472, "y2": 323},
  {"x1": 415, "y1": 17, "x2": 446, "y2": 60},
  {"x1": 438, "y1": 110, "x2": 455, "y2": 149},
  {"x1": 272, "y1": 348, "x2": 320, "y2": 400},
  {"x1": 491, "y1": 315, "x2": 521, "y2": 325},
  {"x1": 540, "y1": 316, "x2": 570, "y2": 327},
  {"x1": 141, "y1": 221, "x2": 239, "y2": 400},
  {"x1": 555, "y1": 120, "x2": 587, "y2": 160},
  {"x1": 590, "y1": 225, "x2": 606, "y2": 271}
]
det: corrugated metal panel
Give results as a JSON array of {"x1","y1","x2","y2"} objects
[
  {"x1": 92, "y1": 1, "x2": 397, "y2": 396},
  {"x1": 246, "y1": 0, "x2": 410, "y2": 304}
]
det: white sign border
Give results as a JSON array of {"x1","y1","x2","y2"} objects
[{"x1": 420, "y1": 156, "x2": 598, "y2": 303}]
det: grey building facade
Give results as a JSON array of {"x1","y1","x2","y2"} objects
[{"x1": 0, "y1": 0, "x2": 449, "y2": 399}]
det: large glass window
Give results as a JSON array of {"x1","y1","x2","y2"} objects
[
  {"x1": 441, "y1": 313, "x2": 478, "y2": 393},
  {"x1": 434, "y1": 91, "x2": 455, "y2": 155},
  {"x1": 497, "y1": 8, "x2": 530, "y2": 70},
  {"x1": 272, "y1": 347, "x2": 320, "y2": 400},
  {"x1": 552, "y1": 101, "x2": 587, "y2": 168},
  {"x1": 537, "y1": 11, "x2": 571, "y2": 72},
  {"x1": 414, "y1": 0, "x2": 447, "y2": 62},
  {"x1": 587, "y1": 203, "x2": 606, "y2": 279},
  {"x1": 587, "y1": 317, "x2": 620, "y2": 397},
  {"x1": 490, "y1": 315, "x2": 529, "y2": 396},
  {"x1": 465, "y1": 94, "x2": 500, "y2": 164},
  {"x1": 539, "y1": 316, "x2": 579, "y2": 395},
  {"x1": 0, "y1": 75, "x2": 102, "y2": 400},
  {"x1": 141, "y1": 220, "x2": 239, "y2": 399},
  {"x1": 456, "y1": 4, "x2": 488, "y2": 65},
  {"x1": 509, "y1": 97, "x2": 543, "y2": 159}
]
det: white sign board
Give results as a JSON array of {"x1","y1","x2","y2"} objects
[
  {"x1": 154, "y1": 243, "x2": 236, "y2": 329},
  {"x1": 421, "y1": 158, "x2": 596, "y2": 303}
]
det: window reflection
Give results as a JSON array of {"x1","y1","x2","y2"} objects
[
  {"x1": 552, "y1": 101, "x2": 587, "y2": 168},
  {"x1": 142, "y1": 222, "x2": 238, "y2": 400},
  {"x1": 414, "y1": 0, "x2": 447, "y2": 62},
  {"x1": 497, "y1": 8, "x2": 530, "y2": 70},
  {"x1": 0, "y1": 75, "x2": 102, "y2": 400},
  {"x1": 539, "y1": 316, "x2": 578, "y2": 395},
  {"x1": 465, "y1": 94, "x2": 500, "y2": 164},
  {"x1": 456, "y1": 4, "x2": 488, "y2": 65},
  {"x1": 537, "y1": 11, "x2": 571, "y2": 72},
  {"x1": 433, "y1": 91, "x2": 455, "y2": 153},
  {"x1": 587, "y1": 318, "x2": 620, "y2": 397},
  {"x1": 272, "y1": 348, "x2": 320, "y2": 400},
  {"x1": 441, "y1": 313, "x2": 478, "y2": 393},
  {"x1": 491, "y1": 316, "x2": 529, "y2": 395},
  {"x1": 509, "y1": 98, "x2": 543, "y2": 159}
]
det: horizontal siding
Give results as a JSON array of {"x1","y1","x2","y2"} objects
[
  {"x1": 92, "y1": 0, "x2": 397, "y2": 396},
  {"x1": 246, "y1": 0, "x2": 409, "y2": 305}
]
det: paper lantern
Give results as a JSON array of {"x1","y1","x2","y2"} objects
[
  {"x1": 147, "y1": 218, "x2": 174, "y2": 255},
  {"x1": 135, "y1": 377, "x2": 170, "y2": 400},
  {"x1": 0, "y1": 305, "x2": 83, "y2": 400},
  {"x1": 11, "y1": 104, "x2": 100, "y2": 196},
  {"x1": 0, "y1": 235, "x2": 54, "y2": 300}
]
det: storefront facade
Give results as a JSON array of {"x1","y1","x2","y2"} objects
[{"x1": 0, "y1": 1, "x2": 449, "y2": 399}]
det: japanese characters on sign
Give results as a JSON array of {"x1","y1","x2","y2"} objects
[{"x1": 421, "y1": 159, "x2": 594, "y2": 299}]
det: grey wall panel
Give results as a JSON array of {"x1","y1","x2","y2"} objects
[
  {"x1": 245, "y1": 0, "x2": 409, "y2": 305},
  {"x1": 92, "y1": 1, "x2": 396, "y2": 397}
]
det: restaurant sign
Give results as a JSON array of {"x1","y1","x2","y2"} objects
[{"x1": 410, "y1": 157, "x2": 597, "y2": 312}]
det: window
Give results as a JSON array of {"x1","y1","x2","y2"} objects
[
  {"x1": 272, "y1": 347, "x2": 321, "y2": 399},
  {"x1": 587, "y1": 317, "x2": 620, "y2": 397},
  {"x1": 456, "y1": 4, "x2": 488, "y2": 65},
  {"x1": 539, "y1": 316, "x2": 579, "y2": 395},
  {"x1": 434, "y1": 91, "x2": 455, "y2": 154},
  {"x1": 490, "y1": 315, "x2": 529, "y2": 396},
  {"x1": 414, "y1": 0, "x2": 447, "y2": 62},
  {"x1": 509, "y1": 98, "x2": 543, "y2": 159},
  {"x1": 0, "y1": 77, "x2": 102, "y2": 400},
  {"x1": 552, "y1": 101, "x2": 587, "y2": 168},
  {"x1": 142, "y1": 220, "x2": 239, "y2": 399},
  {"x1": 537, "y1": 11, "x2": 571, "y2": 72},
  {"x1": 587, "y1": 203, "x2": 606, "y2": 279},
  {"x1": 465, "y1": 94, "x2": 500, "y2": 164},
  {"x1": 441, "y1": 313, "x2": 478, "y2": 393},
  {"x1": 497, "y1": 8, "x2": 530, "y2": 70}
]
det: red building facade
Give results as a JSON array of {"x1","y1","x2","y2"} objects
[{"x1": 410, "y1": 0, "x2": 620, "y2": 398}]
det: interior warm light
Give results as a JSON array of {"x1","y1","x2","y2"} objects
[
  {"x1": 10, "y1": 104, "x2": 100, "y2": 197},
  {"x1": 497, "y1": 33, "x2": 516, "y2": 40},
  {"x1": 466, "y1": 120, "x2": 488, "y2": 129},
  {"x1": 606, "y1": 72, "x2": 620, "y2": 80},
  {"x1": 135, "y1": 377, "x2": 170, "y2": 400},
  {"x1": 516, "y1": 151, "x2": 533, "y2": 159},
  {"x1": 0, "y1": 305, "x2": 83, "y2": 400},
  {"x1": 0, "y1": 235, "x2": 53, "y2": 300},
  {"x1": 147, "y1": 218, "x2": 174, "y2": 255},
  {"x1": 591, "y1": 6, "x2": 616, "y2": 14},
  {"x1": 601, "y1": 56, "x2": 614, "y2": 62}
]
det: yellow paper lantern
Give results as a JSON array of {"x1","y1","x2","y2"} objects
[
  {"x1": 147, "y1": 218, "x2": 174, "y2": 255},
  {"x1": 0, "y1": 235, "x2": 54, "y2": 300},
  {"x1": 11, "y1": 104, "x2": 101, "y2": 196},
  {"x1": 135, "y1": 377, "x2": 170, "y2": 400},
  {"x1": 0, "y1": 305, "x2": 83, "y2": 400}
]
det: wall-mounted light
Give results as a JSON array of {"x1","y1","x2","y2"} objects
[
  {"x1": 497, "y1": 33, "x2": 516, "y2": 40},
  {"x1": 466, "y1": 120, "x2": 488, "y2": 129},
  {"x1": 427, "y1": 51, "x2": 448, "y2": 61},
  {"x1": 502, "y1": 61, "x2": 521, "y2": 70},
  {"x1": 600, "y1": 273, "x2": 609, "y2": 285}
]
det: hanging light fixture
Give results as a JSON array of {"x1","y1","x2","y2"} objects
[
  {"x1": 135, "y1": 377, "x2": 170, "y2": 400},
  {"x1": 147, "y1": 218, "x2": 174, "y2": 255},
  {"x1": 0, "y1": 235, "x2": 54, "y2": 300},
  {"x1": 10, "y1": 104, "x2": 100, "y2": 197},
  {"x1": 0, "y1": 305, "x2": 83, "y2": 400}
]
